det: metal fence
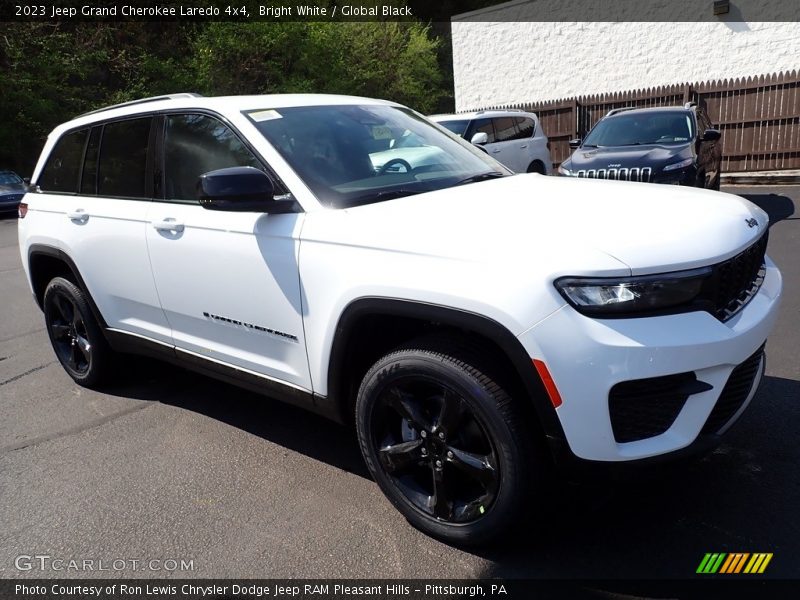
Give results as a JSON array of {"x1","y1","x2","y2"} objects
[{"x1": 468, "y1": 70, "x2": 800, "y2": 172}]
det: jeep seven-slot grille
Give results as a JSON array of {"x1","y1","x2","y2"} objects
[
  {"x1": 704, "y1": 232, "x2": 768, "y2": 322},
  {"x1": 575, "y1": 167, "x2": 652, "y2": 182},
  {"x1": 701, "y1": 346, "x2": 764, "y2": 434}
]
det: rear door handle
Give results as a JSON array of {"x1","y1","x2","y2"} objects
[
  {"x1": 152, "y1": 218, "x2": 185, "y2": 233},
  {"x1": 520, "y1": 144, "x2": 528, "y2": 149},
  {"x1": 491, "y1": 149, "x2": 502, "y2": 153},
  {"x1": 67, "y1": 209, "x2": 89, "y2": 222}
]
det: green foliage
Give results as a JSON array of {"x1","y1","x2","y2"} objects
[{"x1": 0, "y1": 21, "x2": 446, "y2": 175}]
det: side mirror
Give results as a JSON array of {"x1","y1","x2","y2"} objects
[
  {"x1": 568, "y1": 138, "x2": 582, "y2": 149},
  {"x1": 470, "y1": 132, "x2": 489, "y2": 145},
  {"x1": 701, "y1": 129, "x2": 721, "y2": 142},
  {"x1": 197, "y1": 166, "x2": 295, "y2": 213}
]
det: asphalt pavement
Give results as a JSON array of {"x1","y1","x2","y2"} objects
[{"x1": 0, "y1": 186, "x2": 798, "y2": 582}]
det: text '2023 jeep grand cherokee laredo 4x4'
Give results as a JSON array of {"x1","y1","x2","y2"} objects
[{"x1": 18, "y1": 94, "x2": 781, "y2": 545}]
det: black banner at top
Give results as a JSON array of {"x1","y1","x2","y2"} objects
[{"x1": 2, "y1": 0, "x2": 800, "y2": 23}]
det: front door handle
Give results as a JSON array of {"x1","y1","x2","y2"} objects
[
  {"x1": 152, "y1": 218, "x2": 185, "y2": 233},
  {"x1": 491, "y1": 148, "x2": 502, "y2": 153},
  {"x1": 67, "y1": 209, "x2": 89, "y2": 222},
  {"x1": 520, "y1": 144, "x2": 528, "y2": 149}
]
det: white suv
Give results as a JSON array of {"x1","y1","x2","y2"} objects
[
  {"x1": 430, "y1": 109, "x2": 552, "y2": 174},
  {"x1": 18, "y1": 94, "x2": 781, "y2": 545}
]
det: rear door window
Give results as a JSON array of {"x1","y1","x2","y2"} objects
[
  {"x1": 38, "y1": 129, "x2": 89, "y2": 193},
  {"x1": 97, "y1": 117, "x2": 152, "y2": 198},
  {"x1": 493, "y1": 117, "x2": 519, "y2": 142}
]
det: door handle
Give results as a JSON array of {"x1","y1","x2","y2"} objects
[
  {"x1": 152, "y1": 218, "x2": 185, "y2": 233},
  {"x1": 520, "y1": 144, "x2": 528, "y2": 149},
  {"x1": 491, "y1": 149, "x2": 501, "y2": 153},
  {"x1": 67, "y1": 209, "x2": 89, "y2": 222}
]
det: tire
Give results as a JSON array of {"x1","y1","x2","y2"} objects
[
  {"x1": 43, "y1": 277, "x2": 114, "y2": 388},
  {"x1": 527, "y1": 161, "x2": 546, "y2": 175},
  {"x1": 355, "y1": 338, "x2": 541, "y2": 545}
]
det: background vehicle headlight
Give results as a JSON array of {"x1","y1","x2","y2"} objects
[
  {"x1": 554, "y1": 267, "x2": 712, "y2": 317},
  {"x1": 662, "y1": 158, "x2": 694, "y2": 172},
  {"x1": 558, "y1": 165, "x2": 573, "y2": 176}
]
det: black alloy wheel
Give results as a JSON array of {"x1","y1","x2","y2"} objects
[
  {"x1": 43, "y1": 277, "x2": 113, "y2": 387},
  {"x1": 356, "y1": 339, "x2": 539, "y2": 545},
  {"x1": 373, "y1": 376, "x2": 500, "y2": 523}
]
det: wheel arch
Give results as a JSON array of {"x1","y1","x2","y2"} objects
[
  {"x1": 326, "y1": 297, "x2": 567, "y2": 456},
  {"x1": 27, "y1": 244, "x2": 108, "y2": 328}
]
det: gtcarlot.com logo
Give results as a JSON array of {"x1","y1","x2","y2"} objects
[
  {"x1": 14, "y1": 554, "x2": 195, "y2": 572},
  {"x1": 697, "y1": 552, "x2": 773, "y2": 574}
]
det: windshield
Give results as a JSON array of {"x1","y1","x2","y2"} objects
[
  {"x1": 0, "y1": 172, "x2": 22, "y2": 185},
  {"x1": 436, "y1": 119, "x2": 470, "y2": 137},
  {"x1": 247, "y1": 105, "x2": 506, "y2": 207},
  {"x1": 583, "y1": 111, "x2": 695, "y2": 147}
]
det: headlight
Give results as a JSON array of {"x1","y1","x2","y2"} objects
[
  {"x1": 558, "y1": 164, "x2": 573, "y2": 176},
  {"x1": 662, "y1": 158, "x2": 694, "y2": 172},
  {"x1": 554, "y1": 267, "x2": 712, "y2": 317}
]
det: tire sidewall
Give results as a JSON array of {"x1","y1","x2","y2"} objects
[
  {"x1": 43, "y1": 277, "x2": 108, "y2": 387},
  {"x1": 356, "y1": 351, "x2": 527, "y2": 545}
]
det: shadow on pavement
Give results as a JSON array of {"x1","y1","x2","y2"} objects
[
  {"x1": 738, "y1": 193, "x2": 795, "y2": 225},
  {"x1": 100, "y1": 356, "x2": 370, "y2": 479}
]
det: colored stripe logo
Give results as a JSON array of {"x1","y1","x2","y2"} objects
[{"x1": 697, "y1": 552, "x2": 773, "y2": 574}]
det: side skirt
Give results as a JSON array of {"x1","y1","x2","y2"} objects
[{"x1": 104, "y1": 329, "x2": 343, "y2": 424}]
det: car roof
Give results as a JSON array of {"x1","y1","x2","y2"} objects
[
  {"x1": 431, "y1": 110, "x2": 538, "y2": 121},
  {"x1": 55, "y1": 93, "x2": 402, "y2": 135},
  {"x1": 605, "y1": 106, "x2": 694, "y2": 118}
]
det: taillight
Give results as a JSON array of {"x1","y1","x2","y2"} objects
[{"x1": 18, "y1": 202, "x2": 28, "y2": 219}]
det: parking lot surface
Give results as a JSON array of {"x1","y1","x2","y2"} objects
[{"x1": 1, "y1": 185, "x2": 798, "y2": 580}]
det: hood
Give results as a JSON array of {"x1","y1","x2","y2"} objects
[
  {"x1": 565, "y1": 144, "x2": 691, "y2": 170},
  {"x1": 305, "y1": 174, "x2": 768, "y2": 277}
]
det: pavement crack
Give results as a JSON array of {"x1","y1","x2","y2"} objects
[
  {"x1": 0, "y1": 402, "x2": 154, "y2": 456},
  {"x1": 0, "y1": 328, "x2": 46, "y2": 343},
  {"x1": 0, "y1": 362, "x2": 54, "y2": 386}
]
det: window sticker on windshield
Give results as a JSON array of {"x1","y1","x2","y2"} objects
[
  {"x1": 371, "y1": 126, "x2": 392, "y2": 140},
  {"x1": 249, "y1": 110, "x2": 282, "y2": 122}
]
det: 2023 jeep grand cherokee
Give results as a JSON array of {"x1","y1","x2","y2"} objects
[{"x1": 18, "y1": 94, "x2": 782, "y2": 545}]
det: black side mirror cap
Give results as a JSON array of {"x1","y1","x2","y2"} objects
[
  {"x1": 568, "y1": 138, "x2": 582, "y2": 149},
  {"x1": 197, "y1": 166, "x2": 297, "y2": 213},
  {"x1": 701, "y1": 129, "x2": 721, "y2": 142}
]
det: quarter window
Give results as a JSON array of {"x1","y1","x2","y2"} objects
[
  {"x1": 164, "y1": 114, "x2": 261, "y2": 201},
  {"x1": 515, "y1": 117, "x2": 536, "y2": 138},
  {"x1": 97, "y1": 118, "x2": 152, "y2": 198},
  {"x1": 38, "y1": 129, "x2": 88, "y2": 193}
]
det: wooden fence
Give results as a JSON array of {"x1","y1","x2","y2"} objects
[{"x1": 468, "y1": 70, "x2": 800, "y2": 172}]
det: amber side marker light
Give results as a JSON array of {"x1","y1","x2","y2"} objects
[
  {"x1": 18, "y1": 202, "x2": 28, "y2": 219},
  {"x1": 532, "y1": 359, "x2": 563, "y2": 408}
]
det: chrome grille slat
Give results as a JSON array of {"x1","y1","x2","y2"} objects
[{"x1": 574, "y1": 166, "x2": 652, "y2": 182}]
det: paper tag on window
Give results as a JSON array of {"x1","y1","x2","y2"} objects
[{"x1": 250, "y1": 110, "x2": 282, "y2": 122}]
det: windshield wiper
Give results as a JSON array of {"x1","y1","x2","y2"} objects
[
  {"x1": 455, "y1": 171, "x2": 507, "y2": 186},
  {"x1": 343, "y1": 188, "x2": 428, "y2": 207}
]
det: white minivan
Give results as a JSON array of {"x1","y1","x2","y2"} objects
[{"x1": 431, "y1": 109, "x2": 553, "y2": 174}]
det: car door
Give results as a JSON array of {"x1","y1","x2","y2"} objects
[
  {"x1": 145, "y1": 113, "x2": 311, "y2": 390},
  {"x1": 484, "y1": 117, "x2": 525, "y2": 172},
  {"x1": 34, "y1": 118, "x2": 173, "y2": 344}
]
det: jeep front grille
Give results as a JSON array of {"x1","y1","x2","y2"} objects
[{"x1": 575, "y1": 167, "x2": 652, "y2": 182}]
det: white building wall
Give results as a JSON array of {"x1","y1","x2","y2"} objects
[{"x1": 452, "y1": 20, "x2": 800, "y2": 111}]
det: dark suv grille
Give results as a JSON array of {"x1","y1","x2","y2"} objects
[
  {"x1": 705, "y1": 233, "x2": 768, "y2": 321},
  {"x1": 701, "y1": 346, "x2": 764, "y2": 434},
  {"x1": 576, "y1": 167, "x2": 652, "y2": 182},
  {"x1": 609, "y1": 372, "x2": 711, "y2": 443}
]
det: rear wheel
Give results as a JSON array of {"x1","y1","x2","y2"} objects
[
  {"x1": 43, "y1": 277, "x2": 114, "y2": 387},
  {"x1": 355, "y1": 339, "x2": 541, "y2": 545},
  {"x1": 527, "y1": 161, "x2": 546, "y2": 174}
]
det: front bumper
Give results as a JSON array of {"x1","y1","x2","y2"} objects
[{"x1": 518, "y1": 257, "x2": 782, "y2": 463}]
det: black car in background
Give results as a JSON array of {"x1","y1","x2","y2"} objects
[
  {"x1": 558, "y1": 103, "x2": 722, "y2": 189},
  {"x1": 0, "y1": 170, "x2": 26, "y2": 216}
]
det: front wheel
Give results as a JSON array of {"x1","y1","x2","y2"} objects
[
  {"x1": 355, "y1": 340, "x2": 540, "y2": 545},
  {"x1": 43, "y1": 277, "x2": 114, "y2": 388}
]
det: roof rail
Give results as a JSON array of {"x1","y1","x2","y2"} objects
[
  {"x1": 78, "y1": 93, "x2": 203, "y2": 118},
  {"x1": 605, "y1": 106, "x2": 637, "y2": 117},
  {"x1": 475, "y1": 108, "x2": 525, "y2": 115}
]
